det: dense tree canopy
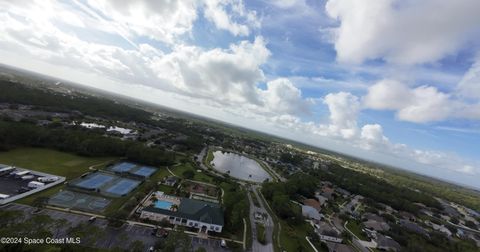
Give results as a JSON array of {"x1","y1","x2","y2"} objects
[
  {"x1": 0, "y1": 121, "x2": 175, "y2": 166},
  {"x1": 310, "y1": 163, "x2": 442, "y2": 213},
  {"x1": 0, "y1": 81, "x2": 152, "y2": 122}
]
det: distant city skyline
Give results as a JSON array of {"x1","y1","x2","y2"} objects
[{"x1": 0, "y1": 0, "x2": 479, "y2": 189}]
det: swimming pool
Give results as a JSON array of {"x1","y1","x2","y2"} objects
[{"x1": 154, "y1": 200, "x2": 174, "y2": 210}]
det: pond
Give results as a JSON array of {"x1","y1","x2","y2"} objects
[{"x1": 210, "y1": 151, "x2": 272, "y2": 183}]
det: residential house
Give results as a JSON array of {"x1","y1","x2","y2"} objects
[
  {"x1": 326, "y1": 242, "x2": 355, "y2": 252},
  {"x1": 376, "y1": 234, "x2": 401, "y2": 252},
  {"x1": 302, "y1": 205, "x2": 323, "y2": 221},
  {"x1": 162, "y1": 176, "x2": 179, "y2": 187}
]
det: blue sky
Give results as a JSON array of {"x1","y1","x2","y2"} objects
[{"x1": 0, "y1": 0, "x2": 479, "y2": 188}]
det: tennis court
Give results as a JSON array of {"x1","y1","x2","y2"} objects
[
  {"x1": 131, "y1": 166, "x2": 157, "y2": 178},
  {"x1": 48, "y1": 190, "x2": 111, "y2": 212},
  {"x1": 105, "y1": 178, "x2": 141, "y2": 197},
  {"x1": 74, "y1": 173, "x2": 115, "y2": 190},
  {"x1": 110, "y1": 162, "x2": 136, "y2": 172}
]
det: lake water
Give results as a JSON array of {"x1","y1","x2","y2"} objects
[{"x1": 210, "y1": 151, "x2": 272, "y2": 183}]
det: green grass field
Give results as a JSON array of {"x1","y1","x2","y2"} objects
[
  {"x1": 346, "y1": 220, "x2": 368, "y2": 240},
  {"x1": 172, "y1": 162, "x2": 213, "y2": 183},
  {"x1": 256, "y1": 188, "x2": 314, "y2": 252},
  {"x1": 0, "y1": 148, "x2": 117, "y2": 205},
  {"x1": 0, "y1": 148, "x2": 116, "y2": 179},
  {"x1": 278, "y1": 219, "x2": 315, "y2": 252},
  {"x1": 257, "y1": 223, "x2": 266, "y2": 244},
  {"x1": 0, "y1": 148, "x2": 185, "y2": 218},
  {"x1": 206, "y1": 149, "x2": 214, "y2": 164}
]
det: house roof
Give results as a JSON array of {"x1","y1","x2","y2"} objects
[
  {"x1": 376, "y1": 235, "x2": 401, "y2": 251},
  {"x1": 363, "y1": 220, "x2": 390, "y2": 231},
  {"x1": 143, "y1": 198, "x2": 224, "y2": 226},
  {"x1": 326, "y1": 242, "x2": 355, "y2": 252},
  {"x1": 399, "y1": 220, "x2": 428, "y2": 236},
  {"x1": 165, "y1": 176, "x2": 178, "y2": 182},
  {"x1": 302, "y1": 205, "x2": 322, "y2": 220},
  {"x1": 304, "y1": 198, "x2": 321, "y2": 211},
  {"x1": 363, "y1": 213, "x2": 385, "y2": 222}
]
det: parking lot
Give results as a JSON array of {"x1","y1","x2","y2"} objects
[
  {"x1": 0, "y1": 173, "x2": 41, "y2": 196},
  {"x1": 192, "y1": 236, "x2": 230, "y2": 252},
  {"x1": 2, "y1": 203, "x2": 156, "y2": 250},
  {"x1": 2, "y1": 203, "x2": 233, "y2": 251}
]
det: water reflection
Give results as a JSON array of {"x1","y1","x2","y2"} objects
[{"x1": 211, "y1": 151, "x2": 272, "y2": 182}]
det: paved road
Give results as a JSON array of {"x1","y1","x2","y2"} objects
[{"x1": 247, "y1": 185, "x2": 274, "y2": 252}]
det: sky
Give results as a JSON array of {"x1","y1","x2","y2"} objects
[{"x1": 0, "y1": 0, "x2": 479, "y2": 189}]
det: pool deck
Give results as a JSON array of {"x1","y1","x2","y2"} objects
[{"x1": 141, "y1": 191, "x2": 180, "y2": 208}]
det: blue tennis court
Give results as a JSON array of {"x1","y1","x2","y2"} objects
[
  {"x1": 105, "y1": 179, "x2": 141, "y2": 196},
  {"x1": 132, "y1": 166, "x2": 157, "y2": 177},
  {"x1": 75, "y1": 173, "x2": 114, "y2": 189},
  {"x1": 111, "y1": 162, "x2": 136, "y2": 172}
]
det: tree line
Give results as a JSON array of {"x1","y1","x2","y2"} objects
[
  {"x1": 0, "y1": 120, "x2": 175, "y2": 166},
  {"x1": 0, "y1": 81, "x2": 152, "y2": 122},
  {"x1": 309, "y1": 163, "x2": 443, "y2": 213}
]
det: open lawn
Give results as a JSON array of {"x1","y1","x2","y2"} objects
[
  {"x1": 257, "y1": 188, "x2": 314, "y2": 252},
  {"x1": 0, "y1": 148, "x2": 116, "y2": 206},
  {"x1": 205, "y1": 149, "x2": 214, "y2": 164},
  {"x1": 346, "y1": 220, "x2": 368, "y2": 240},
  {"x1": 171, "y1": 162, "x2": 213, "y2": 183},
  {"x1": 0, "y1": 148, "x2": 116, "y2": 179},
  {"x1": 149, "y1": 166, "x2": 171, "y2": 182},
  {"x1": 0, "y1": 148, "x2": 178, "y2": 215},
  {"x1": 257, "y1": 223, "x2": 266, "y2": 244},
  {"x1": 278, "y1": 219, "x2": 315, "y2": 252}
]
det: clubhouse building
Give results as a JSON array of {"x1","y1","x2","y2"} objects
[{"x1": 140, "y1": 191, "x2": 224, "y2": 233}]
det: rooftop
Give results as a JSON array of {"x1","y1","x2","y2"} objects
[{"x1": 143, "y1": 197, "x2": 224, "y2": 226}]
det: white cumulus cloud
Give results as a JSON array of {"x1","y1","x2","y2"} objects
[
  {"x1": 325, "y1": 0, "x2": 480, "y2": 64},
  {"x1": 322, "y1": 92, "x2": 360, "y2": 139},
  {"x1": 457, "y1": 55, "x2": 480, "y2": 99},
  {"x1": 363, "y1": 79, "x2": 480, "y2": 123},
  {"x1": 203, "y1": 0, "x2": 259, "y2": 36}
]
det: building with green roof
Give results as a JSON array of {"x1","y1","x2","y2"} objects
[{"x1": 140, "y1": 195, "x2": 224, "y2": 233}]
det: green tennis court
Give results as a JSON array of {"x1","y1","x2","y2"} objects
[{"x1": 48, "y1": 190, "x2": 111, "y2": 213}]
